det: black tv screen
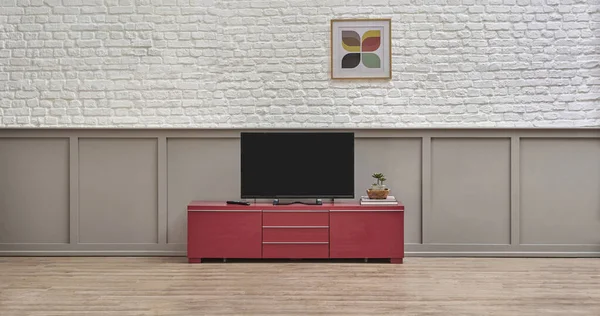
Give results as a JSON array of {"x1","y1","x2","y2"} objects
[{"x1": 241, "y1": 132, "x2": 354, "y2": 199}]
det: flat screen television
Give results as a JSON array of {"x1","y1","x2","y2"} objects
[{"x1": 240, "y1": 132, "x2": 354, "y2": 200}]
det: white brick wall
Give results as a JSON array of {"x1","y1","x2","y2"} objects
[{"x1": 1, "y1": 0, "x2": 599, "y2": 128}]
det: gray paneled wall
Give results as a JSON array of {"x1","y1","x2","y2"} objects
[
  {"x1": 0, "y1": 138, "x2": 70, "y2": 244},
  {"x1": 0, "y1": 129, "x2": 599, "y2": 257},
  {"x1": 429, "y1": 138, "x2": 511, "y2": 245},
  {"x1": 78, "y1": 138, "x2": 159, "y2": 244},
  {"x1": 520, "y1": 139, "x2": 600, "y2": 245}
]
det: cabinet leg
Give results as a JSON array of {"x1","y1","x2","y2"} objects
[
  {"x1": 390, "y1": 258, "x2": 403, "y2": 264},
  {"x1": 188, "y1": 258, "x2": 202, "y2": 263}
]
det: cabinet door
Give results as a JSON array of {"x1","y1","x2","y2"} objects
[
  {"x1": 187, "y1": 210, "x2": 262, "y2": 259},
  {"x1": 329, "y1": 210, "x2": 404, "y2": 258}
]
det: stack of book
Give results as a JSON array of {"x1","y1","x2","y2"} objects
[{"x1": 360, "y1": 195, "x2": 398, "y2": 205}]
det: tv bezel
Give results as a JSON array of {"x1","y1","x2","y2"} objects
[{"x1": 240, "y1": 131, "x2": 355, "y2": 199}]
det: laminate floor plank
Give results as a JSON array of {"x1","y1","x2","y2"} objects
[{"x1": 0, "y1": 257, "x2": 599, "y2": 315}]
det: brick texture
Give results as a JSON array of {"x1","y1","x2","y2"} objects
[{"x1": 0, "y1": 0, "x2": 599, "y2": 127}]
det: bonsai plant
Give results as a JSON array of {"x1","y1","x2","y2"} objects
[
  {"x1": 367, "y1": 172, "x2": 390, "y2": 199},
  {"x1": 371, "y1": 173, "x2": 387, "y2": 190}
]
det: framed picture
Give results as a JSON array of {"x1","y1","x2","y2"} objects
[{"x1": 330, "y1": 18, "x2": 391, "y2": 79}]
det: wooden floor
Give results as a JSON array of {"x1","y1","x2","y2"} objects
[{"x1": 0, "y1": 257, "x2": 599, "y2": 315}]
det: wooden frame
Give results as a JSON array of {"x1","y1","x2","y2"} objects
[{"x1": 330, "y1": 18, "x2": 392, "y2": 79}]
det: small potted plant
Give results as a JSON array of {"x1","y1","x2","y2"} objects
[{"x1": 367, "y1": 173, "x2": 390, "y2": 199}]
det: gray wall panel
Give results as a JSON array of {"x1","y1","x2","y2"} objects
[
  {"x1": 167, "y1": 138, "x2": 240, "y2": 244},
  {"x1": 0, "y1": 138, "x2": 70, "y2": 244},
  {"x1": 355, "y1": 138, "x2": 422, "y2": 244},
  {"x1": 78, "y1": 138, "x2": 158, "y2": 244},
  {"x1": 520, "y1": 139, "x2": 600, "y2": 245},
  {"x1": 429, "y1": 138, "x2": 511, "y2": 244},
  {"x1": 0, "y1": 128, "x2": 599, "y2": 257}
]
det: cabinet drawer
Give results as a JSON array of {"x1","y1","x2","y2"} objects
[
  {"x1": 262, "y1": 227, "x2": 329, "y2": 243},
  {"x1": 329, "y1": 210, "x2": 404, "y2": 259},
  {"x1": 262, "y1": 243, "x2": 329, "y2": 258},
  {"x1": 187, "y1": 210, "x2": 262, "y2": 259},
  {"x1": 262, "y1": 211, "x2": 328, "y2": 226}
]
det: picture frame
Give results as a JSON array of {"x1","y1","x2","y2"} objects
[{"x1": 330, "y1": 18, "x2": 392, "y2": 80}]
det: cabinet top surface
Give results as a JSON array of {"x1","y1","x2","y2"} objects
[{"x1": 187, "y1": 200, "x2": 404, "y2": 211}]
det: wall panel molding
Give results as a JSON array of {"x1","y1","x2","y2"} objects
[
  {"x1": 78, "y1": 138, "x2": 159, "y2": 244},
  {"x1": 158, "y1": 137, "x2": 168, "y2": 245},
  {"x1": 510, "y1": 136, "x2": 520, "y2": 246},
  {"x1": 0, "y1": 137, "x2": 70, "y2": 244},
  {"x1": 421, "y1": 137, "x2": 432, "y2": 244},
  {"x1": 1, "y1": 128, "x2": 599, "y2": 139},
  {"x1": 520, "y1": 138, "x2": 600, "y2": 246},
  {"x1": 429, "y1": 138, "x2": 511, "y2": 245},
  {"x1": 69, "y1": 137, "x2": 79, "y2": 244},
  {"x1": 0, "y1": 128, "x2": 599, "y2": 257}
]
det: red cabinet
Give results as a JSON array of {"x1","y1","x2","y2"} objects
[
  {"x1": 329, "y1": 210, "x2": 404, "y2": 260},
  {"x1": 187, "y1": 210, "x2": 262, "y2": 262},
  {"x1": 262, "y1": 210, "x2": 328, "y2": 226},
  {"x1": 262, "y1": 227, "x2": 329, "y2": 243},
  {"x1": 187, "y1": 201, "x2": 404, "y2": 263},
  {"x1": 262, "y1": 210, "x2": 330, "y2": 259},
  {"x1": 262, "y1": 243, "x2": 329, "y2": 259}
]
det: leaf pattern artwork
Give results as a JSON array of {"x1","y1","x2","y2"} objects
[
  {"x1": 361, "y1": 53, "x2": 380, "y2": 68},
  {"x1": 342, "y1": 53, "x2": 361, "y2": 68},
  {"x1": 342, "y1": 31, "x2": 360, "y2": 52},
  {"x1": 361, "y1": 30, "x2": 381, "y2": 52},
  {"x1": 341, "y1": 29, "x2": 382, "y2": 69}
]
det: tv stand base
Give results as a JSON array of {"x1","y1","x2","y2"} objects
[
  {"x1": 272, "y1": 199, "x2": 322, "y2": 205},
  {"x1": 189, "y1": 258, "x2": 403, "y2": 264},
  {"x1": 186, "y1": 201, "x2": 405, "y2": 264}
]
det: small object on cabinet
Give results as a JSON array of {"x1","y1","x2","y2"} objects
[
  {"x1": 226, "y1": 200, "x2": 251, "y2": 206},
  {"x1": 366, "y1": 172, "x2": 390, "y2": 199},
  {"x1": 360, "y1": 195, "x2": 398, "y2": 205}
]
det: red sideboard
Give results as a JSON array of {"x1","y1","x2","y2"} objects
[{"x1": 187, "y1": 201, "x2": 405, "y2": 264}]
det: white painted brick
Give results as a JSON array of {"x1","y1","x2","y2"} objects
[{"x1": 0, "y1": 2, "x2": 598, "y2": 128}]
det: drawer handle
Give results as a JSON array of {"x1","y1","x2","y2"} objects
[
  {"x1": 330, "y1": 209, "x2": 403, "y2": 212},
  {"x1": 263, "y1": 226, "x2": 329, "y2": 229},
  {"x1": 189, "y1": 210, "x2": 261, "y2": 212},
  {"x1": 263, "y1": 210, "x2": 328, "y2": 213},
  {"x1": 262, "y1": 242, "x2": 329, "y2": 245}
]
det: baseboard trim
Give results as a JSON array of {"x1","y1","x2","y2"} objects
[
  {"x1": 2, "y1": 251, "x2": 599, "y2": 257},
  {"x1": 0, "y1": 251, "x2": 187, "y2": 256},
  {"x1": 405, "y1": 251, "x2": 600, "y2": 258}
]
